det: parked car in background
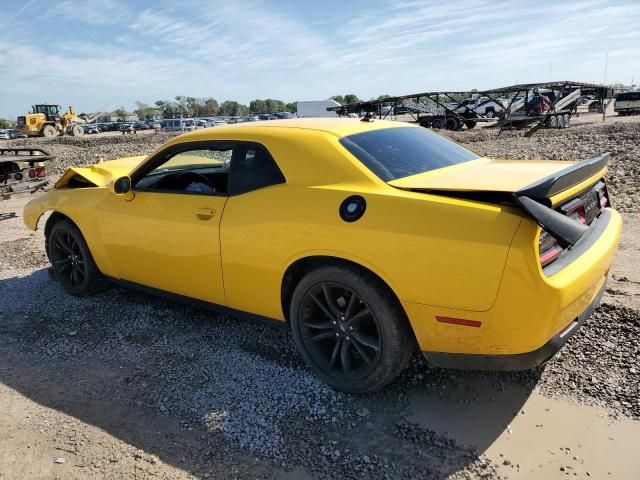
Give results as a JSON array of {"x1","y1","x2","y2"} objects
[
  {"x1": 83, "y1": 124, "x2": 100, "y2": 135},
  {"x1": 24, "y1": 118, "x2": 621, "y2": 393},
  {"x1": 161, "y1": 118, "x2": 196, "y2": 132},
  {"x1": 452, "y1": 96, "x2": 505, "y2": 118},
  {"x1": 148, "y1": 121, "x2": 162, "y2": 130},
  {"x1": 274, "y1": 112, "x2": 294, "y2": 119},
  {"x1": 0, "y1": 130, "x2": 11, "y2": 140},
  {"x1": 119, "y1": 123, "x2": 137, "y2": 135},
  {"x1": 614, "y1": 91, "x2": 640, "y2": 115},
  {"x1": 205, "y1": 119, "x2": 227, "y2": 128},
  {"x1": 258, "y1": 114, "x2": 278, "y2": 120}
]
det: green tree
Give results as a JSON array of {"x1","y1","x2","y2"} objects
[
  {"x1": 114, "y1": 107, "x2": 127, "y2": 122},
  {"x1": 344, "y1": 94, "x2": 360, "y2": 105},
  {"x1": 134, "y1": 101, "x2": 155, "y2": 120},
  {"x1": 285, "y1": 102, "x2": 297, "y2": 113},
  {"x1": 250, "y1": 99, "x2": 267, "y2": 114},
  {"x1": 0, "y1": 118, "x2": 12, "y2": 128},
  {"x1": 203, "y1": 98, "x2": 219, "y2": 116},
  {"x1": 330, "y1": 94, "x2": 360, "y2": 105}
]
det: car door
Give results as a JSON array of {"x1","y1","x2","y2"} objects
[{"x1": 98, "y1": 142, "x2": 231, "y2": 305}]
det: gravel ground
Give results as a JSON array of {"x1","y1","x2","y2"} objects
[{"x1": 1, "y1": 115, "x2": 639, "y2": 479}]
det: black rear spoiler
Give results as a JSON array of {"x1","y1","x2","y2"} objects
[
  {"x1": 513, "y1": 153, "x2": 610, "y2": 247},
  {"x1": 515, "y1": 152, "x2": 609, "y2": 201}
]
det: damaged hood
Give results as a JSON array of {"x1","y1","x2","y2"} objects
[{"x1": 54, "y1": 155, "x2": 147, "y2": 188}]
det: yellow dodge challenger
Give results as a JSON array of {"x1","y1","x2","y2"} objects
[{"x1": 23, "y1": 119, "x2": 622, "y2": 393}]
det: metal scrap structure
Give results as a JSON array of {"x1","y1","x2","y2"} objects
[{"x1": 327, "y1": 81, "x2": 615, "y2": 136}]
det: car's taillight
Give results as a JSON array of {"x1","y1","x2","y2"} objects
[
  {"x1": 36, "y1": 166, "x2": 46, "y2": 178},
  {"x1": 28, "y1": 168, "x2": 36, "y2": 178},
  {"x1": 539, "y1": 230, "x2": 563, "y2": 267},
  {"x1": 561, "y1": 197, "x2": 587, "y2": 224}
]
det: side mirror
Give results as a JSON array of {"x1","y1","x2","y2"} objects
[{"x1": 113, "y1": 176, "x2": 131, "y2": 194}]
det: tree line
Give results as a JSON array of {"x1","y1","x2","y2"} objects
[
  {"x1": 128, "y1": 94, "x2": 365, "y2": 120},
  {"x1": 129, "y1": 96, "x2": 299, "y2": 120}
]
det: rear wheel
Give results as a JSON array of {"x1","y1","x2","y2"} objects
[
  {"x1": 290, "y1": 265, "x2": 415, "y2": 393},
  {"x1": 445, "y1": 117, "x2": 460, "y2": 130},
  {"x1": 42, "y1": 124, "x2": 56, "y2": 138},
  {"x1": 563, "y1": 114, "x2": 571, "y2": 128},
  {"x1": 548, "y1": 116, "x2": 558, "y2": 128},
  {"x1": 47, "y1": 219, "x2": 108, "y2": 296}
]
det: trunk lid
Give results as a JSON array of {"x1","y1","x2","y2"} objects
[
  {"x1": 390, "y1": 153, "x2": 611, "y2": 248},
  {"x1": 388, "y1": 154, "x2": 609, "y2": 203}
]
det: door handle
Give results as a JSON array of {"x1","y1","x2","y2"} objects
[{"x1": 195, "y1": 208, "x2": 215, "y2": 220}]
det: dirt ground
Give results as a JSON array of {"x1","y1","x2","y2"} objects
[{"x1": 1, "y1": 114, "x2": 639, "y2": 479}]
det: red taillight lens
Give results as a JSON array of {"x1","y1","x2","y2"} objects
[
  {"x1": 35, "y1": 166, "x2": 46, "y2": 178},
  {"x1": 562, "y1": 197, "x2": 587, "y2": 224},
  {"x1": 28, "y1": 168, "x2": 36, "y2": 178},
  {"x1": 539, "y1": 230, "x2": 563, "y2": 267}
]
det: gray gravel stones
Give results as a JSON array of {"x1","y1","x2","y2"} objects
[{"x1": 535, "y1": 304, "x2": 640, "y2": 419}]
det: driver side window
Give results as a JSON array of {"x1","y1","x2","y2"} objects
[{"x1": 135, "y1": 147, "x2": 232, "y2": 195}]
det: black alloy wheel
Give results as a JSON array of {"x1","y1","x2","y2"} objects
[
  {"x1": 290, "y1": 265, "x2": 415, "y2": 393},
  {"x1": 47, "y1": 219, "x2": 108, "y2": 296},
  {"x1": 50, "y1": 228, "x2": 86, "y2": 289},
  {"x1": 298, "y1": 282, "x2": 382, "y2": 380}
]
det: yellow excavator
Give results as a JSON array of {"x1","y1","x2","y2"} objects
[{"x1": 17, "y1": 104, "x2": 89, "y2": 137}]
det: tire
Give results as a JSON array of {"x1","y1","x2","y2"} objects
[
  {"x1": 289, "y1": 265, "x2": 415, "y2": 393},
  {"x1": 445, "y1": 117, "x2": 459, "y2": 130},
  {"x1": 485, "y1": 109, "x2": 496, "y2": 118},
  {"x1": 431, "y1": 117, "x2": 445, "y2": 129},
  {"x1": 464, "y1": 120, "x2": 477, "y2": 129},
  {"x1": 548, "y1": 116, "x2": 558, "y2": 128},
  {"x1": 563, "y1": 114, "x2": 571, "y2": 128},
  {"x1": 47, "y1": 219, "x2": 108, "y2": 296},
  {"x1": 71, "y1": 124, "x2": 84, "y2": 136},
  {"x1": 42, "y1": 124, "x2": 57, "y2": 138},
  {"x1": 556, "y1": 115, "x2": 565, "y2": 128}
]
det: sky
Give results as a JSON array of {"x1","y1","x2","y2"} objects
[{"x1": 0, "y1": 0, "x2": 639, "y2": 119}]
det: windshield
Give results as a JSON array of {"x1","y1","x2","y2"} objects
[{"x1": 340, "y1": 126, "x2": 480, "y2": 181}]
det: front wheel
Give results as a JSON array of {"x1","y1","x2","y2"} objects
[
  {"x1": 290, "y1": 265, "x2": 415, "y2": 393},
  {"x1": 47, "y1": 219, "x2": 108, "y2": 296}
]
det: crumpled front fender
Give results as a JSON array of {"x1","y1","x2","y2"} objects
[{"x1": 23, "y1": 191, "x2": 58, "y2": 231}]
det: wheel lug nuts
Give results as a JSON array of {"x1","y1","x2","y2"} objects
[
  {"x1": 345, "y1": 336, "x2": 350, "y2": 341},
  {"x1": 340, "y1": 316, "x2": 345, "y2": 321},
  {"x1": 335, "y1": 332, "x2": 340, "y2": 337},
  {"x1": 349, "y1": 326, "x2": 354, "y2": 331},
  {"x1": 332, "y1": 321, "x2": 337, "y2": 325}
]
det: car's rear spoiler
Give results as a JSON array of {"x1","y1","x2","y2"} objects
[
  {"x1": 514, "y1": 153, "x2": 610, "y2": 201},
  {"x1": 513, "y1": 153, "x2": 610, "y2": 247}
]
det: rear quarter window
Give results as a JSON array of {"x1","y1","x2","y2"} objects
[{"x1": 340, "y1": 126, "x2": 480, "y2": 181}]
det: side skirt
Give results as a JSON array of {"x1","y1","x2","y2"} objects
[{"x1": 106, "y1": 277, "x2": 286, "y2": 327}]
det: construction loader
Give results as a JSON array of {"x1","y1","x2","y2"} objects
[{"x1": 17, "y1": 104, "x2": 90, "y2": 138}]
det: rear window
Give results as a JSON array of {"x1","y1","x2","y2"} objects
[{"x1": 340, "y1": 126, "x2": 480, "y2": 181}]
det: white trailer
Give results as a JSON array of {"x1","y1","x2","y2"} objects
[{"x1": 296, "y1": 100, "x2": 341, "y2": 118}]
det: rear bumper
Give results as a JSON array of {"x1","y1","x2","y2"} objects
[
  {"x1": 422, "y1": 280, "x2": 606, "y2": 371},
  {"x1": 402, "y1": 207, "x2": 621, "y2": 360}
]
